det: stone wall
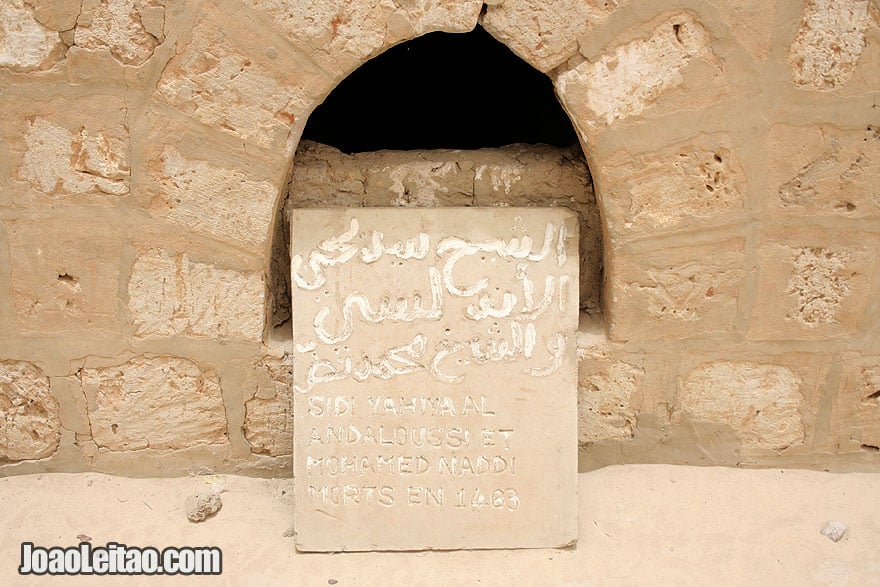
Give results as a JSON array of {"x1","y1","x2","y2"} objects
[{"x1": 0, "y1": 0, "x2": 878, "y2": 476}]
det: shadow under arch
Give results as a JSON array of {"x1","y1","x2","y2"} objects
[{"x1": 267, "y1": 25, "x2": 602, "y2": 337}]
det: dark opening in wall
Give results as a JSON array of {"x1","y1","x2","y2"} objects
[
  {"x1": 301, "y1": 25, "x2": 578, "y2": 153},
  {"x1": 269, "y1": 24, "x2": 600, "y2": 334}
]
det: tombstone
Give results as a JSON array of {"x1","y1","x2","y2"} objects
[{"x1": 290, "y1": 208, "x2": 579, "y2": 551}]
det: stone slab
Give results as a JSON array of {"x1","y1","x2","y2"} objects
[{"x1": 290, "y1": 208, "x2": 579, "y2": 551}]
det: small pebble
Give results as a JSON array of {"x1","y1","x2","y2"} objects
[
  {"x1": 820, "y1": 520, "x2": 847, "y2": 542},
  {"x1": 328, "y1": 580, "x2": 338, "y2": 585},
  {"x1": 186, "y1": 492, "x2": 222, "y2": 523}
]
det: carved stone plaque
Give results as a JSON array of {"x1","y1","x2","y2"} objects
[{"x1": 290, "y1": 208, "x2": 579, "y2": 551}]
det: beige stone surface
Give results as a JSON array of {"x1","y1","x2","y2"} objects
[
  {"x1": 127, "y1": 249, "x2": 264, "y2": 341},
  {"x1": 555, "y1": 13, "x2": 725, "y2": 132},
  {"x1": 598, "y1": 133, "x2": 747, "y2": 240},
  {"x1": 18, "y1": 116, "x2": 130, "y2": 196},
  {"x1": 0, "y1": 0, "x2": 879, "y2": 479},
  {"x1": 26, "y1": 0, "x2": 81, "y2": 32},
  {"x1": 244, "y1": 0, "x2": 481, "y2": 77},
  {"x1": 0, "y1": 361, "x2": 60, "y2": 462},
  {"x1": 789, "y1": 0, "x2": 878, "y2": 90},
  {"x1": 607, "y1": 240, "x2": 744, "y2": 341},
  {"x1": 3, "y1": 467, "x2": 880, "y2": 583},
  {"x1": 155, "y1": 7, "x2": 331, "y2": 150},
  {"x1": 678, "y1": 361, "x2": 805, "y2": 451},
  {"x1": 767, "y1": 124, "x2": 880, "y2": 218},
  {"x1": 577, "y1": 351, "x2": 642, "y2": 444},
  {"x1": 482, "y1": 0, "x2": 627, "y2": 72},
  {"x1": 5, "y1": 213, "x2": 122, "y2": 332},
  {"x1": 831, "y1": 354, "x2": 880, "y2": 452},
  {"x1": 290, "y1": 208, "x2": 579, "y2": 550},
  {"x1": 74, "y1": 0, "x2": 165, "y2": 66},
  {"x1": 148, "y1": 146, "x2": 277, "y2": 248},
  {"x1": 243, "y1": 354, "x2": 293, "y2": 457},
  {"x1": 0, "y1": 0, "x2": 67, "y2": 72},
  {"x1": 748, "y1": 229, "x2": 879, "y2": 340},
  {"x1": 80, "y1": 355, "x2": 228, "y2": 451}
]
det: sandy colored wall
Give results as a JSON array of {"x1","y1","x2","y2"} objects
[{"x1": 0, "y1": 0, "x2": 878, "y2": 476}]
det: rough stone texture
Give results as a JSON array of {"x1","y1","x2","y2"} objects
[
  {"x1": 556, "y1": 14, "x2": 724, "y2": 130},
  {"x1": 74, "y1": 0, "x2": 165, "y2": 66},
  {"x1": 831, "y1": 355, "x2": 880, "y2": 452},
  {"x1": 599, "y1": 133, "x2": 746, "y2": 240},
  {"x1": 789, "y1": 0, "x2": 877, "y2": 90},
  {"x1": 285, "y1": 142, "x2": 602, "y2": 313},
  {"x1": 186, "y1": 491, "x2": 222, "y2": 522},
  {"x1": 608, "y1": 241, "x2": 744, "y2": 341},
  {"x1": 0, "y1": 361, "x2": 61, "y2": 462},
  {"x1": 79, "y1": 356, "x2": 228, "y2": 451},
  {"x1": 748, "y1": 230, "x2": 878, "y2": 341},
  {"x1": 679, "y1": 362, "x2": 805, "y2": 451},
  {"x1": 243, "y1": 354, "x2": 292, "y2": 457},
  {"x1": 365, "y1": 156, "x2": 474, "y2": 207},
  {"x1": 0, "y1": 0, "x2": 878, "y2": 479},
  {"x1": 149, "y1": 147, "x2": 277, "y2": 248},
  {"x1": 155, "y1": 8, "x2": 331, "y2": 150},
  {"x1": 244, "y1": 0, "x2": 482, "y2": 76},
  {"x1": 820, "y1": 520, "x2": 848, "y2": 542},
  {"x1": 0, "y1": 0, "x2": 67, "y2": 72},
  {"x1": 577, "y1": 350, "x2": 642, "y2": 444},
  {"x1": 6, "y1": 214, "x2": 122, "y2": 332},
  {"x1": 127, "y1": 250, "x2": 264, "y2": 341},
  {"x1": 18, "y1": 116, "x2": 129, "y2": 196},
  {"x1": 768, "y1": 125, "x2": 880, "y2": 218},
  {"x1": 482, "y1": 0, "x2": 627, "y2": 72}
]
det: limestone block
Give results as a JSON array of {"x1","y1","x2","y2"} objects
[
  {"x1": 17, "y1": 116, "x2": 129, "y2": 197},
  {"x1": 288, "y1": 142, "x2": 367, "y2": 207},
  {"x1": 0, "y1": 0, "x2": 67, "y2": 72},
  {"x1": 608, "y1": 240, "x2": 744, "y2": 341},
  {"x1": 789, "y1": 0, "x2": 878, "y2": 90},
  {"x1": 243, "y1": 354, "x2": 293, "y2": 456},
  {"x1": 767, "y1": 125, "x2": 880, "y2": 218},
  {"x1": 149, "y1": 147, "x2": 277, "y2": 248},
  {"x1": 363, "y1": 154, "x2": 475, "y2": 207},
  {"x1": 74, "y1": 0, "x2": 165, "y2": 66},
  {"x1": 832, "y1": 354, "x2": 880, "y2": 452},
  {"x1": 0, "y1": 361, "x2": 61, "y2": 461},
  {"x1": 155, "y1": 9, "x2": 330, "y2": 150},
  {"x1": 748, "y1": 229, "x2": 878, "y2": 340},
  {"x1": 599, "y1": 134, "x2": 746, "y2": 240},
  {"x1": 678, "y1": 361, "x2": 805, "y2": 451},
  {"x1": 244, "y1": 0, "x2": 481, "y2": 76},
  {"x1": 578, "y1": 349, "x2": 642, "y2": 444},
  {"x1": 556, "y1": 14, "x2": 724, "y2": 132},
  {"x1": 127, "y1": 250, "x2": 264, "y2": 341},
  {"x1": 27, "y1": 0, "x2": 81, "y2": 32},
  {"x1": 398, "y1": 0, "x2": 484, "y2": 37},
  {"x1": 80, "y1": 355, "x2": 229, "y2": 451},
  {"x1": 483, "y1": 0, "x2": 626, "y2": 72},
  {"x1": 6, "y1": 214, "x2": 121, "y2": 332}
]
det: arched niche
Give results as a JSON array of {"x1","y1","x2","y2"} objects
[{"x1": 268, "y1": 25, "x2": 603, "y2": 337}]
